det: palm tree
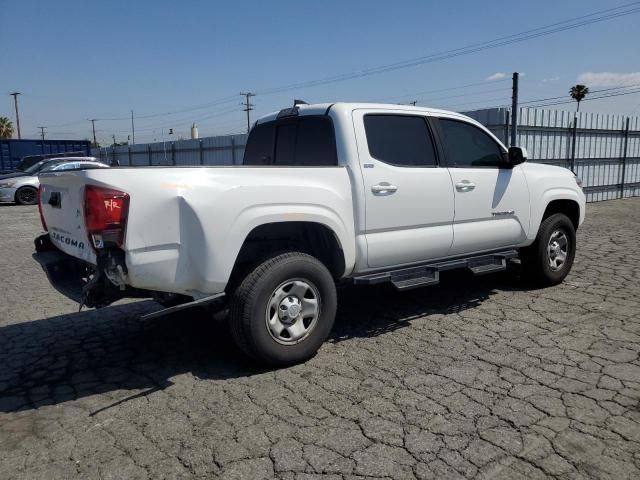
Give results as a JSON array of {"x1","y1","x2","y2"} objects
[
  {"x1": 569, "y1": 85, "x2": 589, "y2": 112},
  {"x1": 0, "y1": 117, "x2": 14, "y2": 139}
]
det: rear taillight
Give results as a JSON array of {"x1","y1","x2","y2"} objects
[
  {"x1": 37, "y1": 185, "x2": 47, "y2": 231},
  {"x1": 84, "y1": 185, "x2": 130, "y2": 250}
]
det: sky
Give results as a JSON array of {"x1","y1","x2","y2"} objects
[{"x1": 1, "y1": 0, "x2": 639, "y2": 144}]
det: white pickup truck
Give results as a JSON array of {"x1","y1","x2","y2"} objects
[{"x1": 34, "y1": 102, "x2": 585, "y2": 365}]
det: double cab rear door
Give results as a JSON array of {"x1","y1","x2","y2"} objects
[{"x1": 352, "y1": 108, "x2": 530, "y2": 269}]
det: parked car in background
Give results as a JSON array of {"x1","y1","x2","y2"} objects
[
  {"x1": 15, "y1": 151, "x2": 89, "y2": 172},
  {"x1": 0, "y1": 158, "x2": 108, "y2": 205}
]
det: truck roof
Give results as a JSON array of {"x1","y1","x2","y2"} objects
[{"x1": 255, "y1": 102, "x2": 472, "y2": 125}]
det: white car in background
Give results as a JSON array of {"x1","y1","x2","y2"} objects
[{"x1": 0, "y1": 158, "x2": 109, "y2": 205}]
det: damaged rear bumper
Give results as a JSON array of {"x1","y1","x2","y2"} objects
[{"x1": 33, "y1": 234, "x2": 147, "y2": 308}]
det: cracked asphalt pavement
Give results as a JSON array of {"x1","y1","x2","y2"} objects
[{"x1": 1, "y1": 199, "x2": 640, "y2": 479}]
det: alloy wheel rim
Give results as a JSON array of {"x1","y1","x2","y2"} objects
[
  {"x1": 547, "y1": 230, "x2": 569, "y2": 271},
  {"x1": 265, "y1": 279, "x2": 320, "y2": 345},
  {"x1": 19, "y1": 188, "x2": 36, "y2": 204}
]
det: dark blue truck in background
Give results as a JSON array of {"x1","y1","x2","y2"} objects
[{"x1": 0, "y1": 139, "x2": 91, "y2": 174}]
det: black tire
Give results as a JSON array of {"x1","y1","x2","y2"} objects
[
  {"x1": 520, "y1": 213, "x2": 576, "y2": 286},
  {"x1": 229, "y1": 252, "x2": 337, "y2": 366},
  {"x1": 15, "y1": 186, "x2": 38, "y2": 205}
]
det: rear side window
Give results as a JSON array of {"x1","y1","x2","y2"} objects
[
  {"x1": 364, "y1": 115, "x2": 437, "y2": 167},
  {"x1": 439, "y1": 119, "x2": 505, "y2": 167},
  {"x1": 274, "y1": 122, "x2": 297, "y2": 166},
  {"x1": 243, "y1": 122, "x2": 275, "y2": 165},
  {"x1": 243, "y1": 116, "x2": 337, "y2": 166},
  {"x1": 294, "y1": 117, "x2": 337, "y2": 166}
]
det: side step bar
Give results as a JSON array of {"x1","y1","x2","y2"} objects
[
  {"x1": 140, "y1": 292, "x2": 226, "y2": 320},
  {"x1": 353, "y1": 250, "x2": 518, "y2": 291}
]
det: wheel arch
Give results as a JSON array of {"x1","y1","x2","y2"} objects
[
  {"x1": 542, "y1": 198, "x2": 581, "y2": 230},
  {"x1": 529, "y1": 188, "x2": 583, "y2": 239},
  {"x1": 227, "y1": 220, "x2": 348, "y2": 291}
]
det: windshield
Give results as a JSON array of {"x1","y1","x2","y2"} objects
[
  {"x1": 24, "y1": 161, "x2": 47, "y2": 175},
  {"x1": 24, "y1": 160, "x2": 61, "y2": 174},
  {"x1": 40, "y1": 162, "x2": 65, "y2": 173}
]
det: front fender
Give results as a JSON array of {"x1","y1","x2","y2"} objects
[{"x1": 529, "y1": 187, "x2": 585, "y2": 240}]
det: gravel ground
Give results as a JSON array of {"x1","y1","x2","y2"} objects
[{"x1": 1, "y1": 199, "x2": 639, "y2": 480}]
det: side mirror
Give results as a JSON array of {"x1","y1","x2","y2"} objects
[{"x1": 507, "y1": 146, "x2": 528, "y2": 166}]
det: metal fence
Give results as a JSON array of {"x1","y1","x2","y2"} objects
[
  {"x1": 93, "y1": 134, "x2": 248, "y2": 167},
  {"x1": 94, "y1": 107, "x2": 640, "y2": 204},
  {"x1": 466, "y1": 108, "x2": 640, "y2": 202}
]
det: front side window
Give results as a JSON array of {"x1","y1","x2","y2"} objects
[
  {"x1": 243, "y1": 116, "x2": 337, "y2": 166},
  {"x1": 439, "y1": 119, "x2": 505, "y2": 168},
  {"x1": 363, "y1": 114, "x2": 437, "y2": 167}
]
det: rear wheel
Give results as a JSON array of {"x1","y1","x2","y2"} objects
[
  {"x1": 229, "y1": 252, "x2": 337, "y2": 366},
  {"x1": 15, "y1": 186, "x2": 38, "y2": 205},
  {"x1": 520, "y1": 213, "x2": 576, "y2": 286}
]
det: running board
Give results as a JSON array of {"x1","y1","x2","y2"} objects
[
  {"x1": 140, "y1": 292, "x2": 226, "y2": 320},
  {"x1": 353, "y1": 250, "x2": 518, "y2": 291}
]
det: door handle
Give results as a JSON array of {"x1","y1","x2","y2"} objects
[
  {"x1": 455, "y1": 181, "x2": 476, "y2": 192},
  {"x1": 371, "y1": 183, "x2": 398, "y2": 194}
]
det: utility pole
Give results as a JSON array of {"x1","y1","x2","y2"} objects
[
  {"x1": 89, "y1": 119, "x2": 97, "y2": 146},
  {"x1": 510, "y1": 72, "x2": 519, "y2": 147},
  {"x1": 112, "y1": 134, "x2": 116, "y2": 146},
  {"x1": 240, "y1": 92, "x2": 255, "y2": 133},
  {"x1": 10, "y1": 92, "x2": 21, "y2": 139},
  {"x1": 37, "y1": 126, "x2": 46, "y2": 141},
  {"x1": 131, "y1": 110, "x2": 135, "y2": 144}
]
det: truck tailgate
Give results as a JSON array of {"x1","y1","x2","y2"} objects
[{"x1": 39, "y1": 172, "x2": 97, "y2": 264}]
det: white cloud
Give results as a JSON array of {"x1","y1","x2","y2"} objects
[
  {"x1": 541, "y1": 76, "x2": 560, "y2": 83},
  {"x1": 486, "y1": 72, "x2": 507, "y2": 81},
  {"x1": 577, "y1": 72, "x2": 640, "y2": 87}
]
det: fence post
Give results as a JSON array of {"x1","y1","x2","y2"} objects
[
  {"x1": 620, "y1": 117, "x2": 630, "y2": 199},
  {"x1": 171, "y1": 142, "x2": 176, "y2": 166},
  {"x1": 570, "y1": 115, "x2": 578, "y2": 172},
  {"x1": 148, "y1": 145, "x2": 152, "y2": 166},
  {"x1": 199, "y1": 140, "x2": 204, "y2": 165},
  {"x1": 510, "y1": 72, "x2": 519, "y2": 147},
  {"x1": 128, "y1": 146, "x2": 132, "y2": 166},
  {"x1": 504, "y1": 110, "x2": 510, "y2": 146},
  {"x1": 231, "y1": 137, "x2": 236, "y2": 165}
]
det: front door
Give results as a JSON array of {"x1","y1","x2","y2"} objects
[
  {"x1": 436, "y1": 118, "x2": 530, "y2": 256},
  {"x1": 353, "y1": 110, "x2": 455, "y2": 268}
]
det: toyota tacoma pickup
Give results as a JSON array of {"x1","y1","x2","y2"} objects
[{"x1": 34, "y1": 102, "x2": 585, "y2": 365}]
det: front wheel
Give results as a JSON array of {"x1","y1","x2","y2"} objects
[
  {"x1": 15, "y1": 186, "x2": 38, "y2": 205},
  {"x1": 520, "y1": 213, "x2": 576, "y2": 286},
  {"x1": 229, "y1": 252, "x2": 337, "y2": 366}
]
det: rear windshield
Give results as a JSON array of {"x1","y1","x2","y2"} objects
[{"x1": 243, "y1": 116, "x2": 337, "y2": 166}]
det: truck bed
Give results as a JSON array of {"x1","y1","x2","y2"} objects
[{"x1": 38, "y1": 166, "x2": 356, "y2": 298}]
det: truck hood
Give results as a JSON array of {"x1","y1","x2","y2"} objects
[{"x1": 520, "y1": 161, "x2": 574, "y2": 178}]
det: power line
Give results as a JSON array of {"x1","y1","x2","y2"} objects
[
  {"x1": 377, "y1": 78, "x2": 511, "y2": 102},
  {"x1": 526, "y1": 88, "x2": 640, "y2": 108},
  {"x1": 519, "y1": 84, "x2": 640, "y2": 107},
  {"x1": 410, "y1": 86, "x2": 511, "y2": 105},
  {"x1": 37, "y1": 2, "x2": 640, "y2": 135},
  {"x1": 254, "y1": 2, "x2": 640, "y2": 95}
]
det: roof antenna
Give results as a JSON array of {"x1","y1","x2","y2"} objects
[{"x1": 294, "y1": 99, "x2": 307, "y2": 106}]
